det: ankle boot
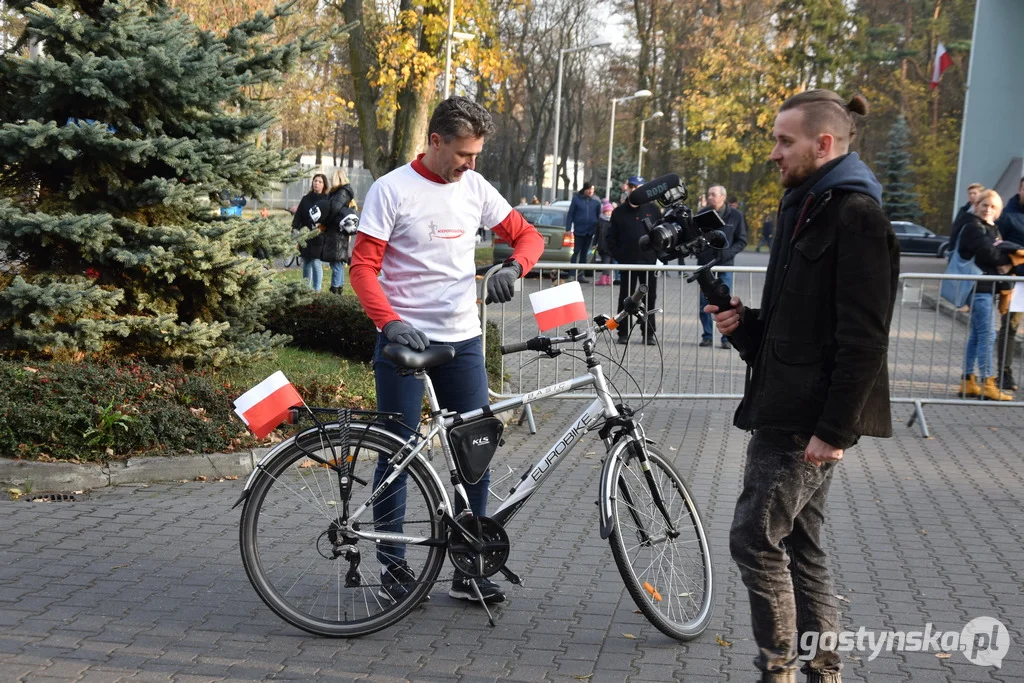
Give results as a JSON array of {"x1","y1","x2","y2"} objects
[
  {"x1": 957, "y1": 374, "x2": 981, "y2": 398},
  {"x1": 982, "y1": 376, "x2": 1013, "y2": 401}
]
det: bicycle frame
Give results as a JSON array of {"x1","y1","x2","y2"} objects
[{"x1": 344, "y1": 351, "x2": 632, "y2": 548}]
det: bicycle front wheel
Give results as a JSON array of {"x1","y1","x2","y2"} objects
[
  {"x1": 239, "y1": 424, "x2": 447, "y2": 637},
  {"x1": 607, "y1": 442, "x2": 715, "y2": 640}
]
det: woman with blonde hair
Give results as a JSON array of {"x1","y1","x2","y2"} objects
[
  {"x1": 322, "y1": 168, "x2": 358, "y2": 293},
  {"x1": 956, "y1": 189, "x2": 1015, "y2": 400}
]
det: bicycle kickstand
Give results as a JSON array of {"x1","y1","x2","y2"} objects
[{"x1": 468, "y1": 580, "x2": 497, "y2": 628}]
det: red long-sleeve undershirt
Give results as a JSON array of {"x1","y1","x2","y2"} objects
[{"x1": 349, "y1": 208, "x2": 544, "y2": 330}]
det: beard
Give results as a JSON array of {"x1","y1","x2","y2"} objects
[{"x1": 779, "y1": 150, "x2": 818, "y2": 188}]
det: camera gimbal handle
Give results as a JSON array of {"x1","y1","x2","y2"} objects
[{"x1": 686, "y1": 260, "x2": 734, "y2": 311}]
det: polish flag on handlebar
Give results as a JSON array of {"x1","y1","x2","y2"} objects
[
  {"x1": 529, "y1": 281, "x2": 588, "y2": 332},
  {"x1": 233, "y1": 371, "x2": 304, "y2": 439}
]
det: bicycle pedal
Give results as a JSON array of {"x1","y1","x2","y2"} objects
[{"x1": 498, "y1": 566, "x2": 523, "y2": 586}]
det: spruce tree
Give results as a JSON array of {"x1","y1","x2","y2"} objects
[
  {"x1": 876, "y1": 116, "x2": 922, "y2": 222},
  {"x1": 0, "y1": 0, "x2": 314, "y2": 365}
]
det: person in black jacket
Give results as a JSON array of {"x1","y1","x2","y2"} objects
[
  {"x1": 995, "y1": 177, "x2": 1024, "y2": 391},
  {"x1": 954, "y1": 182, "x2": 985, "y2": 223},
  {"x1": 957, "y1": 190, "x2": 1014, "y2": 401},
  {"x1": 292, "y1": 173, "x2": 329, "y2": 291},
  {"x1": 323, "y1": 169, "x2": 358, "y2": 294},
  {"x1": 607, "y1": 178, "x2": 661, "y2": 345},
  {"x1": 696, "y1": 185, "x2": 748, "y2": 348},
  {"x1": 708, "y1": 90, "x2": 899, "y2": 683}
]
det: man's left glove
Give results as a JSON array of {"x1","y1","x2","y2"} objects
[{"x1": 486, "y1": 259, "x2": 522, "y2": 304}]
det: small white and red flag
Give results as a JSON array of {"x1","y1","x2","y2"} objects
[
  {"x1": 233, "y1": 371, "x2": 303, "y2": 439},
  {"x1": 930, "y1": 43, "x2": 952, "y2": 89},
  {"x1": 529, "y1": 281, "x2": 588, "y2": 332}
]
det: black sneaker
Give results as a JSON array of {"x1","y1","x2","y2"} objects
[
  {"x1": 379, "y1": 561, "x2": 416, "y2": 603},
  {"x1": 720, "y1": 339, "x2": 732, "y2": 349},
  {"x1": 449, "y1": 575, "x2": 506, "y2": 604},
  {"x1": 699, "y1": 338, "x2": 712, "y2": 347},
  {"x1": 616, "y1": 336, "x2": 629, "y2": 345}
]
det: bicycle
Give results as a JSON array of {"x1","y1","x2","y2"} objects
[{"x1": 235, "y1": 287, "x2": 715, "y2": 640}]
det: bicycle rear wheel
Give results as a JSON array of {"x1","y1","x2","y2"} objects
[
  {"x1": 607, "y1": 442, "x2": 714, "y2": 640},
  {"x1": 239, "y1": 424, "x2": 447, "y2": 637}
]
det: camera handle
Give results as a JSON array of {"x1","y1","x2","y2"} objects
[{"x1": 687, "y1": 260, "x2": 734, "y2": 311}]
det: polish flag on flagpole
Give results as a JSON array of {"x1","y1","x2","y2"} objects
[
  {"x1": 233, "y1": 371, "x2": 304, "y2": 439},
  {"x1": 529, "y1": 281, "x2": 588, "y2": 332},
  {"x1": 930, "y1": 43, "x2": 952, "y2": 89}
]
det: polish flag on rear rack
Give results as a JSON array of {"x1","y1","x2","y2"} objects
[
  {"x1": 529, "y1": 281, "x2": 588, "y2": 332},
  {"x1": 233, "y1": 371, "x2": 304, "y2": 439}
]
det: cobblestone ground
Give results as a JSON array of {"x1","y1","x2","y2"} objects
[{"x1": 1, "y1": 399, "x2": 1022, "y2": 682}]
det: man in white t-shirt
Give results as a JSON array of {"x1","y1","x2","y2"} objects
[{"x1": 350, "y1": 97, "x2": 544, "y2": 606}]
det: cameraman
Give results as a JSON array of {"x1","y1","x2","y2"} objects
[
  {"x1": 697, "y1": 185, "x2": 747, "y2": 348},
  {"x1": 608, "y1": 176, "x2": 661, "y2": 345},
  {"x1": 708, "y1": 90, "x2": 898, "y2": 683}
]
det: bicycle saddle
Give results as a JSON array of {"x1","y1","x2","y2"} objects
[{"x1": 382, "y1": 343, "x2": 455, "y2": 369}]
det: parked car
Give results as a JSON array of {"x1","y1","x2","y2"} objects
[
  {"x1": 550, "y1": 200, "x2": 572, "y2": 207},
  {"x1": 891, "y1": 221, "x2": 950, "y2": 258},
  {"x1": 493, "y1": 205, "x2": 572, "y2": 266}
]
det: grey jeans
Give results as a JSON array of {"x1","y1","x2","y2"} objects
[{"x1": 730, "y1": 429, "x2": 842, "y2": 683}]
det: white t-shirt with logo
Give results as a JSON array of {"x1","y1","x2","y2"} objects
[{"x1": 358, "y1": 163, "x2": 512, "y2": 342}]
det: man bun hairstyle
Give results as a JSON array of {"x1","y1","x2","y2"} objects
[
  {"x1": 780, "y1": 89, "x2": 868, "y2": 148},
  {"x1": 428, "y1": 96, "x2": 496, "y2": 143}
]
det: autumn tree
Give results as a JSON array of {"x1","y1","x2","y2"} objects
[{"x1": 0, "y1": 0, "x2": 314, "y2": 365}]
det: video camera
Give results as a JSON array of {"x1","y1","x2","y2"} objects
[{"x1": 630, "y1": 173, "x2": 734, "y2": 311}]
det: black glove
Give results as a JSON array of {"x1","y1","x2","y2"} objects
[
  {"x1": 383, "y1": 320, "x2": 429, "y2": 351},
  {"x1": 486, "y1": 260, "x2": 522, "y2": 304}
]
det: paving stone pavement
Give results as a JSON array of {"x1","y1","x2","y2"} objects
[{"x1": 1, "y1": 397, "x2": 1022, "y2": 682}]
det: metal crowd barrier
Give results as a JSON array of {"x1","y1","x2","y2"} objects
[{"x1": 481, "y1": 263, "x2": 1024, "y2": 437}]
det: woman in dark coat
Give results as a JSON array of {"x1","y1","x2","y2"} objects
[
  {"x1": 957, "y1": 190, "x2": 1014, "y2": 401},
  {"x1": 322, "y1": 169, "x2": 358, "y2": 294},
  {"x1": 292, "y1": 173, "x2": 329, "y2": 292}
]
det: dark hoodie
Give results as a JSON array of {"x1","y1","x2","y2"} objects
[{"x1": 761, "y1": 153, "x2": 882, "y2": 317}]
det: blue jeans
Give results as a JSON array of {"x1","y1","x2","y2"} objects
[
  {"x1": 699, "y1": 271, "x2": 734, "y2": 341},
  {"x1": 302, "y1": 258, "x2": 323, "y2": 292},
  {"x1": 568, "y1": 232, "x2": 594, "y2": 279},
  {"x1": 329, "y1": 261, "x2": 345, "y2": 288},
  {"x1": 963, "y1": 292, "x2": 994, "y2": 378},
  {"x1": 372, "y1": 334, "x2": 491, "y2": 565}
]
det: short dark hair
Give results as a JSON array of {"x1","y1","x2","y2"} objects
[
  {"x1": 779, "y1": 89, "x2": 868, "y2": 148},
  {"x1": 582, "y1": 182, "x2": 593, "y2": 192},
  {"x1": 428, "y1": 96, "x2": 495, "y2": 143}
]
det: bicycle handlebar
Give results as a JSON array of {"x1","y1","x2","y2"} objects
[{"x1": 501, "y1": 284, "x2": 648, "y2": 355}]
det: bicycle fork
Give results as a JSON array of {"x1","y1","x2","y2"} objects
[{"x1": 598, "y1": 431, "x2": 680, "y2": 542}]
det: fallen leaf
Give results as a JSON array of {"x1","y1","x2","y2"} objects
[
  {"x1": 572, "y1": 676, "x2": 593, "y2": 681},
  {"x1": 224, "y1": 475, "x2": 239, "y2": 481},
  {"x1": 622, "y1": 633, "x2": 636, "y2": 640},
  {"x1": 716, "y1": 634, "x2": 733, "y2": 647},
  {"x1": 8, "y1": 488, "x2": 22, "y2": 501},
  {"x1": 194, "y1": 475, "x2": 207, "y2": 482},
  {"x1": 23, "y1": 366, "x2": 38, "y2": 373},
  {"x1": 936, "y1": 653, "x2": 951, "y2": 659}
]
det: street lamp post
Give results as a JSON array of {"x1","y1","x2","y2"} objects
[
  {"x1": 442, "y1": 0, "x2": 474, "y2": 99},
  {"x1": 550, "y1": 40, "x2": 611, "y2": 203},
  {"x1": 637, "y1": 110, "x2": 663, "y2": 176},
  {"x1": 605, "y1": 90, "x2": 652, "y2": 201}
]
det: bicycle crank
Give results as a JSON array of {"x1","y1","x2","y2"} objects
[{"x1": 446, "y1": 515, "x2": 510, "y2": 579}]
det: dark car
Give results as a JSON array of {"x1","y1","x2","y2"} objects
[
  {"x1": 891, "y1": 221, "x2": 950, "y2": 258},
  {"x1": 493, "y1": 204, "x2": 573, "y2": 265}
]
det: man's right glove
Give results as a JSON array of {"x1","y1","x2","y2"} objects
[
  {"x1": 383, "y1": 320, "x2": 429, "y2": 351},
  {"x1": 486, "y1": 259, "x2": 522, "y2": 304}
]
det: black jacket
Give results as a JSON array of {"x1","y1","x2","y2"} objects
[
  {"x1": 956, "y1": 215, "x2": 1011, "y2": 294},
  {"x1": 322, "y1": 184, "x2": 356, "y2": 263},
  {"x1": 696, "y1": 205, "x2": 748, "y2": 266},
  {"x1": 729, "y1": 153, "x2": 899, "y2": 449},
  {"x1": 607, "y1": 203, "x2": 662, "y2": 265},
  {"x1": 293, "y1": 191, "x2": 327, "y2": 261}
]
